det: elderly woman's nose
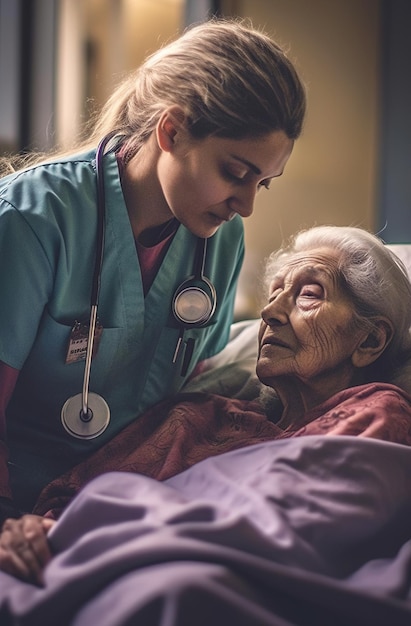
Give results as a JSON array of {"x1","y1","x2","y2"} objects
[{"x1": 261, "y1": 296, "x2": 289, "y2": 325}]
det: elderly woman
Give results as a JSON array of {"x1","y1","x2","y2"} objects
[
  {"x1": 2, "y1": 225, "x2": 411, "y2": 585},
  {"x1": 256, "y1": 225, "x2": 411, "y2": 423}
]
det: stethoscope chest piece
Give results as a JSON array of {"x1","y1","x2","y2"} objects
[
  {"x1": 172, "y1": 237, "x2": 216, "y2": 327},
  {"x1": 172, "y1": 277, "x2": 216, "y2": 326},
  {"x1": 61, "y1": 392, "x2": 110, "y2": 440}
]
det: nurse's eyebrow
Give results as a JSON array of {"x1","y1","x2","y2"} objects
[
  {"x1": 232, "y1": 155, "x2": 261, "y2": 174},
  {"x1": 231, "y1": 155, "x2": 283, "y2": 178}
]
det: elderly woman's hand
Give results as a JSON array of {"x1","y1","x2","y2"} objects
[{"x1": 0, "y1": 514, "x2": 56, "y2": 585}]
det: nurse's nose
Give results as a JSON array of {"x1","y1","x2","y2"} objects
[
  {"x1": 261, "y1": 293, "x2": 289, "y2": 326},
  {"x1": 228, "y1": 184, "x2": 257, "y2": 218}
]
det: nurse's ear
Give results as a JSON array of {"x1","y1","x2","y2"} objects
[{"x1": 156, "y1": 106, "x2": 187, "y2": 152}]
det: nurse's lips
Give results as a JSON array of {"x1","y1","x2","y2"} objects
[{"x1": 209, "y1": 211, "x2": 236, "y2": 223}]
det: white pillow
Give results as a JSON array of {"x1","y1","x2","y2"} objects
[
  {"x1": 385, "y1": 243, "x2": 411, "y2": 278},
  {"x1": 183, "y1": 319, "x2": 261, "y2": 399}
]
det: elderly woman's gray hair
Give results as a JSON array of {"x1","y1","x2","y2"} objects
[{"x1": 264, "y1": 225, "x2": 411, "y2": 384}]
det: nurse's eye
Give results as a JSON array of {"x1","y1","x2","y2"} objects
[
  {"x1": 258, "y1": 178, "x2": 271, "y2": 191},
  {"x1": 223, "y1": 165, "x2": 248, "y2": 183}
]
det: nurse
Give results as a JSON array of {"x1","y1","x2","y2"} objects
[{"x1": 0, "y1": 18, "x2": 306, "y2": 524}]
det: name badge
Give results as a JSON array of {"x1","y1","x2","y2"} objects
[{"x1": 65, "y1": 320, "x2": 103, "y2": 364}]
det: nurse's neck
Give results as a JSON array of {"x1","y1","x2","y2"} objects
[
  {"x1": 117, "y1": 138, "x2": 175, "y2": 240},
  {"x1": 137, "y1": 218, "x2": 179, "y2": 247}
]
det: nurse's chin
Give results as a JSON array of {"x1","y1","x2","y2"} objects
[
  {"x1": 204, "y1": 212, "x2": 229, "y2": 231},
  {"x1": 191, "y1": 224, "x2": 221, "y2": 239}
]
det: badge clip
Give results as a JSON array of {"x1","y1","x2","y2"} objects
[{"x1": 65, "y1": 320, "x2": 103, "y2": 364}]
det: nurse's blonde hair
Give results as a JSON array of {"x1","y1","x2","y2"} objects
[
  {"x1": 1, "y1": 17, "x2": 305, "y2": 176},
  {"x1": 84, "y1": 17, "x2": 306, "y2": 163}
]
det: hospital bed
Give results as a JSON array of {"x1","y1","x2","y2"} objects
[{"x1": 1, "y1": 244, "x2": 411, "y2": 625}]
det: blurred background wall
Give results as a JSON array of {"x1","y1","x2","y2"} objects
[{"x1": 0, "y1": 0, "x2": 410, "y2": 317}]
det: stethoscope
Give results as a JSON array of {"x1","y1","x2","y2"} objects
[{"x1": 60, "y1": 132, "x2": 217, "y2": 440}]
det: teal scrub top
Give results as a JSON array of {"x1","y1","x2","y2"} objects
[{"x1": 0, "y1": 148, "x2": 244, "y2": 509}]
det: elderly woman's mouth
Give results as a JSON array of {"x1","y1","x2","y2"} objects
[{"x1": 260, "y1": 337, "x2": 290, "y2": 350}]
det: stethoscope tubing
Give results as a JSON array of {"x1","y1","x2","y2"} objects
[
  {"x1": 80, "y1": 132, "x2": 116, "y2": 417},
  {"x1": 80, "y1": 304, "x2": 98, "y2": 419}
]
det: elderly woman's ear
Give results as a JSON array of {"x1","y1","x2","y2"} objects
[{"x1": 351, "y1": 318, "x2": 394, "y2": 368}]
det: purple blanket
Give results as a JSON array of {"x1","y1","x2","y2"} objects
[
  {"x1": 1, "y1": 435, "x2": 411, "y2": 625},
  {"x1": 34, "y1": 382, "x2": 411, "y2": 518}
]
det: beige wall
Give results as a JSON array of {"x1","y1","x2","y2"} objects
[
  {"x1": 226, "y1": 0, "x2": 382, "y2": 317},
  {"x1": 56, "y1": 0, "x2": 184, "y2": 145}
]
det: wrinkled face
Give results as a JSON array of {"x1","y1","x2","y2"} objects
[
  {"x1": 156, "y1": 130, "x2": 293, "y2": 239},
  {"x1": 256, "y1": 248, "x2": 366, "y2": 387}
]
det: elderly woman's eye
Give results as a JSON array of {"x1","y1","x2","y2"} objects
[{"x1": 299, "y1": 284, "x2": 323, "y2": 299}]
